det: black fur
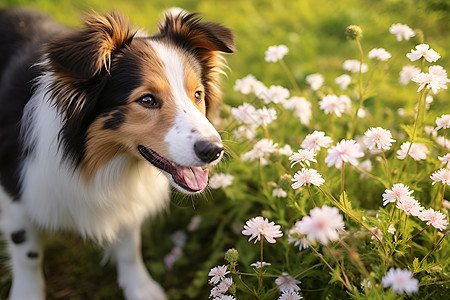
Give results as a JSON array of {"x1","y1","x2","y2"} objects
[
  {"x1": 0, "y1": 8, "x2": 66, "y2": 200},
  {"x1": 10, "y1": 229, "x2": 26, "y2": 244}
]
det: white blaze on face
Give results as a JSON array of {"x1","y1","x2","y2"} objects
[{"x1": 149, "y1": 41, "x2": 221, "y2": 167}]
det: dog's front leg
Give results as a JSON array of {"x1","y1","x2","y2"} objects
[
  {"x1": 110, "y1": 225, "x2": 166, "y2": 300},
  {"x1": 1, "y1": 201, "x2": 45, "y2": 300}
]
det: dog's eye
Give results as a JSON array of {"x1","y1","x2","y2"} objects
[
  {"x1": 137, "y1": 95, "x2": 159, "y2": 108},
  {"x1": 194, "y1": 91, "x2": 202, "y2": 103}
]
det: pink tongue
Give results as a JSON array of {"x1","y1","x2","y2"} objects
[{"x1": 180, "y1": 167, "x2": 209, "y2": 191}]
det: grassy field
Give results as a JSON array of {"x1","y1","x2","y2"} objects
[{"x1": 1, "y1": 0, "x2": 449, "y2": 299}]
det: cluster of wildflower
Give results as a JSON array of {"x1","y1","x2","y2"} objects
[
  {"x1": 204, "y1": 20, "x2": 450, "y2": 298},
  {"x1": 383, "y1": 183, "x2": 448, "y2": 231},
  {"x1": 208, "y1": 265, "x2": 235, "y2": 299}
]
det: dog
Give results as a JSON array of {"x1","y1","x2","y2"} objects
[{"x1": 0, "y1": 7, "x2": 234, "y2": 300}]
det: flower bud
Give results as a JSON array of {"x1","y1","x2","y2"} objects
[
  {"x1": 345, "y1": 25, "x2": 363, "y2": 40},
  {"x1": 278, "y1": 174, "x2": 293, "y2": 191},
  {"x1": 224, "y1": 248, "x2": 239, "y2": 264},
  {"x1": 268, "y1": 151, "x2": 283, "y2": 163}
]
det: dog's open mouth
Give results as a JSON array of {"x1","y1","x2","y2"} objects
[{"x1": 138, "y1": 145, "x2": 208, "y2": 193}]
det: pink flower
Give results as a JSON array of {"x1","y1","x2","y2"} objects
[
  {"x1": 412, "y1": 66, "x2": 449, "y2": 94},
  {"x1": 209, "y1": 265, "x2": 230, "y2": 284},
  {"x1": 435, "y1": 114, "x2": 450, "y2": 131},
  {"x1": 301, "y1": 131, "x2": 333, "y2": 151},
  {"x1": 396, "y1": 197, "x2": 423, "y2": 217},
  {"x1": 430, "y1": 168, "x2": 450, "y2": 185},
  {"x1": 325, "y1": 139, "x2": 364, "y2": 168},
  {"x1": 319, "y1": 95, "x2": 350, "y2": 117},
  {"x1": 382, "y1": 268, "x2": 419, "y2": 295},
  {"x1": 396, "y1": 142, "x2": 428, "y2": 161},
  {"x1": 242, "y1": 216, "x2": 283, "y2": 244},
  {"x1": 406, "y1": 44, "x2": 440, "y2": 62},
  {"x1": 296, "y1": 205, "x2": 345, "y2": 245},
  {"x1": 438, "y1": 153, "x2": 450, "y2": 168},
  {"x1": 363, "y1": 127, "x2": 396, "y2": 150},
  {"x1": 291, "y1": 168, "x2": 325, "y2": 188},
  {"x1": 419, "y1": 208, "x2": 448, "y2": 231},
  {"x1": 250, "y1": 261, "x2": 271, "y2": 269},
  {"x1": 275, "y1": 273, "x2": 301, "y2": 293},
  {"x1": 382, "y1": 184, "x2": 414, "y2": 206},
  {"x1": 289, "y1": 149, "x2": 317, "y2": 167},
  {"x1": 278, "y1": 291, "x2": 303, "y2": 300}
]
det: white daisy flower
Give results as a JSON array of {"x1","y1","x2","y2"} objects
[
  {"x1": 209, "y1": 173, "x2": 234, "y2": 189},
  {"x1": 231, "y1": 102, "x2": 257, "y2": 124},
  {"x1": 242, "y1": 216, "x2": 283, "y2": 244},
  {"x1": 382, "y1": 268, "x2": 419, "y2": 295},
  {"x1": 234, "y1": 74, "x2": 258, "y2": 95},
  {"x1": 368, "y1": 48, "x2": 392, "y2": 61},
  {"x1": 389, "y1": 23, "x2": 415, "y2": 41},
  {"x1": 296, "y1": 205, "x2": 345, "y2": 245},
  {"x1": 435, "y1": 114, "x2": 450, "y2": 131},
  {"x1": 438, "y1": 153, "x2": 450, "y2": 167},
  {"x1": 319, "y1": 94, "x2": 349, "y2": 117},
  {"x1": 241, "y1": 139, "x2": 278, "y2": 161},
  {"x1": 275, "y1": 273, "x2": 301, "y2": 293},
  {"x1": 265, "y1": 45, "x2": 289, "y2": 62},
  {"x1": 325, "y1": 139, "x2": 364, "y2": 168},
  {"x1": 382, "y1": 183, "x2": 414, "y2": 206},
  {"x1": 335, "y1": 74, "x2": 352, "y2": 90},
  {"x1": 278, "y1": 291, "x2": 303, "y2": 300},
  {"x1": 252, "y1": 107, "x2": 277, "y2": 127},
  {"x1": 430, "y1": 168, "x2": 450, "y2": 185},
  {"x1": 399, "y1": 65, "x2": 421, "y2": 85},
  {"x1": 283, "y1": 96, "x2": 312, "y2": 125},
  {"x1": 208, "y1": 265, "x2": 230, "y2": 285},
  {"x1": 343, "y1": 59, "x2": 368, "y2": 73},
  {"x1": 419, "y1": 208, "x2": 448, "y2": 231},
  {"x1": 291, "y1": 168, "x2": 325, "y2": 189},
  {"x1": 306, "y1": 73, "x2": 324, "y2": 91},
  {"x1": 406, "y1": 44, "x2": 440, "y2": 63},
  {"x1": 289, "y1": 149, "x2": 317, "y2": 167},
  {"x1": 396, "y1": 142, "x2": 428, "y2": 161},
  {"x1": 396, "y1": 196, "x2": 423, "y2": 217},
  {"x1": 363, "y1": 127, "x2": 396, "y2": 150},
  {"x1": 273, "y1": 188, "x2": 287, "y2": 198},
  {"x1": 301, "y1": 131, "x2": 333, "y2": 151},
  {"x1": 262, "y1": 85, "x2": 290, "y2": 104},
  {"x1": 250, "y1": 261, "x2": 271, "y2": 269}
]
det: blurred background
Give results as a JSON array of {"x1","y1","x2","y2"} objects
[{"x1": 0, "y1": 0, "x2": 449, "y2": 299}]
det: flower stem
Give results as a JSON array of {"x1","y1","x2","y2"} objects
[
  {"x1": 438, "y1": 184, "x2": 446, "y2": 210},
  {"x1": 338, "y1": 239, "x2": 381, "y2": 299},
  {"x1": 341, "y1": 163, "x2": 345, "y2": 209},
  {"x1": 279, "y1": 58, "x2": 301, "y2": 94},
  {"x1": 406, "y1": 224, "x2": 430, "y2": 243},
  {"x1": 401, "y1": 214, "x2": 409, "y2": 240},
  {"x1": 259, "y1": 238, "x2": 264, "y2": 293},
  {"x1": 307, "y1": 242, "x2": 352, "y2": 292},
  {"x1": 420, "y1": 231, "x2": 449, "y2": 264},
  {"x1": 443, "y1": 128, "x2": 447, "y2": 153},
  {"x1": 395, "y1": 89, "x2": 426, "y2": 182},
  {"x1": 348, "y1": 37, "x2": 365, "y2": 138},
  {"x1": 381, "y1": 148, "x2": 392, "y2": 186},
  {"x1": 306, "y1": 185, "x2": 317, "y2": 207}
]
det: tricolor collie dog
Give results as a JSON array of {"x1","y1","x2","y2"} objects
[{"x1": 0, "y1": 7, "x2": 234, "y2": 300}]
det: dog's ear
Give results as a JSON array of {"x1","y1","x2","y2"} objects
[
  {"x1": 47, "y1": 11, "x2": 135, "y2": 79},
  {"x1": 158, "y1": 11, "x2": 235, "y2": 54},
  {"x1": 158, "y1": 11, "x2": 236, "y2": 118}
]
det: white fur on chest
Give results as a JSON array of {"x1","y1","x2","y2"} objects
[{"x1": 20, "y1": 82, "x2": 170, "y2": 242}]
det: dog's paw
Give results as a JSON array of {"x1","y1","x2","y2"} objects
[
  {"x1": 118, "y1": 264, "x2": 166, "y2": 300},
  {"x1": 122, "y1": 279, "x2": 166, "y2": 300}
]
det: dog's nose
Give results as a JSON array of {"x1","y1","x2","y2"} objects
[{"x1": 194, "y1": 138, "x2": 224, "y2": 163}]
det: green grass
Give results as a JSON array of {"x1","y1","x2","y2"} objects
[{"x1": 1, "y1": 0, "x2": 449, "y2": 299}]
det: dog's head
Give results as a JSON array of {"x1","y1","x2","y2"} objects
[{"x1": 45, "y1": 11, "x2": 235, "y2": 193}]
